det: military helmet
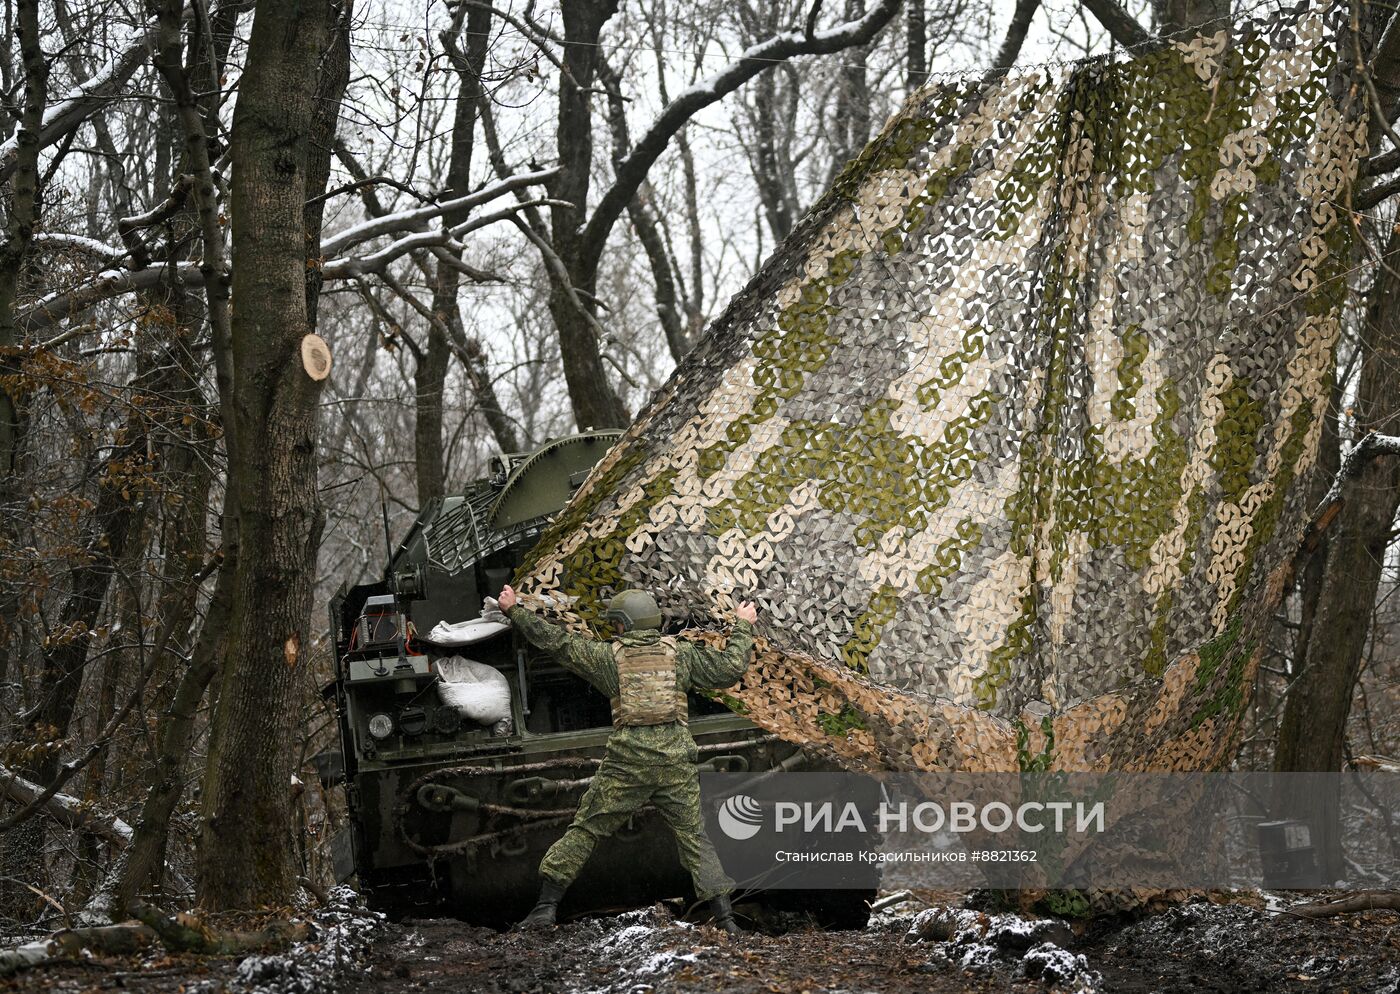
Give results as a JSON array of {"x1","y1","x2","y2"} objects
[{"x1": 605, "y1": 589, "x2": 662, "y2": 632}]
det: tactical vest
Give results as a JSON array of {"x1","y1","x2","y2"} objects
[{"x1": 610, "y1": 636, "x2": 687, "y2": 727}]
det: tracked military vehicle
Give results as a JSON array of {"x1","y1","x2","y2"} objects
[{"x1": 325, "y1": 432, "x2": 874, "y2": 927}]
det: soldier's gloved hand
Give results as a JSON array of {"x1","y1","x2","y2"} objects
[
  {"x1": 482, "y1": 597, "x2": 508, "y2": 624},
  {"x1": 736, "y1": 601, "x2": 757, "y2": 624}
]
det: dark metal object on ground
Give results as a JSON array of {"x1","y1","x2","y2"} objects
[{"x1": 1256, "y1": 819, "x2": 1322, "y2": 889}]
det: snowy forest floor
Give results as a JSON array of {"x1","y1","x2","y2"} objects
[{"x1": 3, "y1": 894, "x2": 1398, "y2": 994}]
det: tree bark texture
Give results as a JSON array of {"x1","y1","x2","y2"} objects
[
  {"x1": 0, "y1": 0, "x2": 45, "y2": 480},
  {"x1": 549, "y1": 0, "x2": 629, "y2": 431},
  {"x1": 907, "y1": 0, "x2": 927, "y2": 89},
  {"x1": 195, "y1": 0, "x2": 349, "y2": 911}
]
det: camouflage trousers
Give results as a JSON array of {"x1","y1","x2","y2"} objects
[{"x1": 539, "y1": 759, "x2": 734, "y2": 900}]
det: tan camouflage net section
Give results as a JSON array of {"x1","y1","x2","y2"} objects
[{"x1": 518, "y1": 0, "x2": 1367, "y2": 774}]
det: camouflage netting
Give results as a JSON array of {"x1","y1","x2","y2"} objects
[{"x1": 518, "y1": 0, "x2": 1368, "y2": 773}]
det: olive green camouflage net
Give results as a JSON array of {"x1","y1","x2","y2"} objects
[{"x1": 518, "y1": 1, "x2": 1367, "y2": 773}]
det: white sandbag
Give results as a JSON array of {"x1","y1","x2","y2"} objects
[
  {"x1": 427, "y1": 617, "x2": 511, "y2": 646},
  {"x1": 437, "y1": 656, "x2": 512, "y2": 725}
]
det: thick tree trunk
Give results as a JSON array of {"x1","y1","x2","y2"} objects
[
  {"x1": 195, "y1": 0, "x2": 348, "y2": 911},
  {"x1": 1270, "y1": 11, "x2": 1400, "y2": 885},
  {"x1": 414, "y1": 325, "x2": 450, "y2": 503}
]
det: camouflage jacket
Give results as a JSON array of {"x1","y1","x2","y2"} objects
[{"x1": 506, "y1": 606, "x2": 754, "y2": 767}]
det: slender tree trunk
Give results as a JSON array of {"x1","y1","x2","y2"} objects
[
  {"x1": 1274, "y1": 227, "x2": 1400, "y2": 880},
  {"x1": 195, "y1": 0, "x2": 349, "y2": 911},
  {"x1": 548, "y1": 0, "x2": 628, "y2": 430},
  {"x1": 412, "y1": 3, "x2": 498, "y2": 503},
  {"x1": 907, "y1": 0, "x2": 927, "y2": 89},
  {"x1": 752, "y1": 67, "x2": 795, "y2": 242},
  {"x1": 828, "y1": 0, "x2": 873, "y2": 182},
  {"x1": 25, "y1": 372, "x2": 153, "y2": 783},
  {"x1": 0, "y1": 0, "x2": 45, "y2": 480},
  {"x1": 0, "y1": 9, "x2": 49, "y2": 916},
  {"x1": 600, "y1": 62, "x2": 689, "y2": 361},
  {"x1": 116, "y1": 528, "x2": 233, "y2": 913}
]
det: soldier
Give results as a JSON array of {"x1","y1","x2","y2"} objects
[{"x1": 496, "y1": 583, "x2": 758, "y2": 934}]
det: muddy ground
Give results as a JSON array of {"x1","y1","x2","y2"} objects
[{"x1": 3, "y1": 894, "x2": 1398, "y2": 994}]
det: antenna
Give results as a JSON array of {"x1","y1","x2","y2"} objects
[{"x1": 381, "y1": 498, "x2": 394, "y2": 570}]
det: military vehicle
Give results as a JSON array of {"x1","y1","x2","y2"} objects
[{"x1": 324, "y1": 431, "x2": 875, "y2": 928}]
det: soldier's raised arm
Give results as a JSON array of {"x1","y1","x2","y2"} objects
[
  {"x1": 499, "y1": 585, "x2": 619, "y2": 696},
  {"x1": 683, "y1": 601, "x2": 759, "y2": 690}
]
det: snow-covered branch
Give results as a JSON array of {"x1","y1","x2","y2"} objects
[
  {"x1": 20, "y1": 189, "x2": 559, "y2": 329},
  {"x1": 0, "y1": 18, "x2": 162, "y2": 184},
  {"x1": 30, "y1": 233, "x2": 128, "y2": 265},
  {"x1": 319, "y1": 167, "x2": 557, "y2": 258},
  {"x1": 581, "y1": 0, "x2": 901, "y2": 261},
  {"x1": 23, "y1": 262, "x2": 204, "y2": 331},
  {"x1": 1313, "y1": 432, "x2": 1400, "y2": 512},
  {"x1": 323, "y1": 198, "x2": 568, "y2": 279},
  {"x1": 0, "y1": 762, "x2": 132, "y2": 845}
]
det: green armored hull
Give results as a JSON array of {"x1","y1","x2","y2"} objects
[{"x1": 325, "y1": 432, "x2": 873, "y2": 925}]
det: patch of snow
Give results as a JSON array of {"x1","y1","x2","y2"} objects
[
  {"x1": 1021, "y1": 941, "x2": 1100, "y2": 991},
  {"x1": 226, "y1": 893, "x2": 385, "y2": 994},
  {"x1": 906, "y1": 904, "x2": 1094, "y2": 989},
  {"x1": 955, "y1": 942, "x2": 1001, "y2": 970},
  {"x1": 566, "y1": 905, "x2": 713, "y2": 994},
  {"x1": 602, "y1": 923, "x2": 656, "y2": 949},
  {"x1": 637, "y1": 948, "x2": 699, "y2": 974}
]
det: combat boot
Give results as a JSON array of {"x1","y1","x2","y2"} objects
[
  {"x1": 709, "y1": 893, "x2": 742, "y2": 935},
  {"x1": 517, "y1": 878, "x2": 567, "y2": 929}
]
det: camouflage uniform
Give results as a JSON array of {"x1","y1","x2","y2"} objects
[{"x1": 506, "y1": 605, "x2": 753, "y2": 900}]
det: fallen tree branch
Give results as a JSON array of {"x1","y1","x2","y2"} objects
[
  {"x1": 870, "y1": 889, "x2": 915, "y2": 911},
  {"x1": 322, "y1": 198, "x2": 567, "y2": 279},
  {"x1": 129, "y1": 902, "x2": 309, "y2": 954},
  {"x1": 319, "y1": 166, "x2": 556, "y2": 258},
  {"x1": 305, "y1": 173, "x2": 434, "y2": 208},
  {"x1": 0, "y1": 923, "x2": 155, "y2": 977},
  {"x1": 0, "y1": 762, "x2": 132, "y2": 845},
  {"x1": 297, "y1": 875, "x2": 330, "y2": 907},
  {"x1": 29, "y1": 233, "x2": 128, "y2": 265},
  {"x1": 19, "y1": 173, "x2": 555, "y2": 329},
  {"x1": 1291, "y1": 891, "x2": 1400, "y2": 917}
]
